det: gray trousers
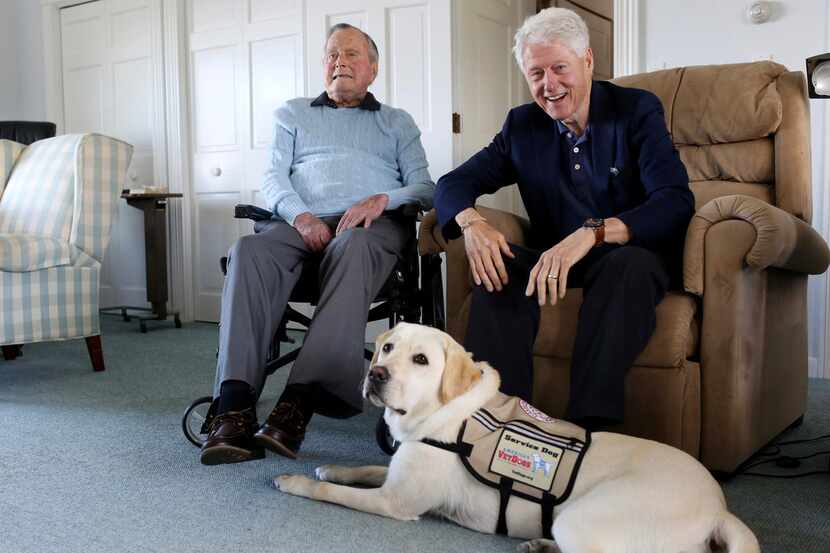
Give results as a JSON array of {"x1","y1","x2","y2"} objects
[{"x1": 213, "y1": 216, "x2": 410, "y2": 417}]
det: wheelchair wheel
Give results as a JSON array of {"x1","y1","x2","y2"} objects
[
  {"x1": 375, "y1": 415, "x2": 399, "y2": 455},
  {"x1": 182, "y1": 396, "x2": 214, "y2": 447}
]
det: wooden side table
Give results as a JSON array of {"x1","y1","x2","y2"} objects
[{"x1": 101, "y1": 192, "x2": 182, "y2": 332}]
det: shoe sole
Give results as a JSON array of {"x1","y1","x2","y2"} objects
[
  {"x1": 200, "y1": 444, "x2": 265, "y2": 466},
  {"x1": 253, "y1": 433, "x2": 299, "y2": 460}
]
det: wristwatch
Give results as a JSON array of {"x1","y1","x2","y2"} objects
[{"x1": 583, "y1": 218, "x2": 605, "y2": 247}]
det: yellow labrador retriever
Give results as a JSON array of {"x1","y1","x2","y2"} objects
[{"x1": 274, "y1": 323, "x2": 759, "y2": 553}]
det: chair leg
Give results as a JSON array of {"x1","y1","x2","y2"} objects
[
  {"x1": 2, "y1": 345, "x2": 23, "y2": 361},
  {"x1": 85, "y1": 335, "x2": 106, "y2": 372}
]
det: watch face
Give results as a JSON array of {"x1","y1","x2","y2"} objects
[{"x1": 584, "y1": 218, "x2": 604, "y2": 228}]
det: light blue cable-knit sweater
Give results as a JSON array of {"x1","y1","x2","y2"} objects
[{"x1": 262, "y1": 94, "x2": 435, "y2": 225}]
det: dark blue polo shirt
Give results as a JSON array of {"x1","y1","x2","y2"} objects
[{"x1": 555, "y1": 120, "x2": 599, "y2": 231}]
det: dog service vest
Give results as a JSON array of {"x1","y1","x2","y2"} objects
[{"x1": 422, "y1": 393, "x2": 590, "y2": 538}]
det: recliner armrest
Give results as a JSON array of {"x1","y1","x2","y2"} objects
[
  {"x1": 418, "y1": 209, "x2": 445, "y2": 255},
  {"x1": 418, "y1": 206, "x2": 531, "y2": 255},
  {"x1": 683, "y1": 194, "x2": 830, "y2": 295}
]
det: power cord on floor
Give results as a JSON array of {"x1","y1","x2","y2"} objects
[{"x1": 735, "y1": 433, "x2": 830, "y2": 478}]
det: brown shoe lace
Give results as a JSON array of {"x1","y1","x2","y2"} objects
[
  {"x1": 208, "y1": 409, "x2": 257, "y2": 435},
  {"x1": 266, "y1": 400, "x2": 308, "y2": 435}
]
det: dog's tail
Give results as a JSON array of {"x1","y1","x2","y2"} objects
[{"x1": 709, "y1": 510, "x2": 760, "y2": 553}]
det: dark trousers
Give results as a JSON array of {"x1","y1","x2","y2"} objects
[{"x1": 463, "y1": 244, "x2": 669, "y2": 422}]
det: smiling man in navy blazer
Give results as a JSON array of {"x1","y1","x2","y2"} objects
[{"x1": 434, "y1": 7, "x2": 694, "y2": 429}]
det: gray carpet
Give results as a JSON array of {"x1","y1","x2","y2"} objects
[{"x1": 0, "y1": 319, "x2": 828, "y2": 553}]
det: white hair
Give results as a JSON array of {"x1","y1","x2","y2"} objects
[{"x1": 512, "y1": 7, "x2": 590, "y2": 71}]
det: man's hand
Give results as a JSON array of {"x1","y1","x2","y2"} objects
[
  {"x1": 336, "y1": 194, "x2": 389, "y2": 235},
  {"x1": 460, "y1": 216, "x2": 515, "y2": 292},
  {"x1": 295, "y1": 212, "x2": 333, "y2": 252},
  {"x1": 526, "y1": 227, "x2": 594, "y2": 305}
]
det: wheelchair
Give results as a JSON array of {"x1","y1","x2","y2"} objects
[{"x1": 182, "y1": 203, "x2": 445, "y2": 455}]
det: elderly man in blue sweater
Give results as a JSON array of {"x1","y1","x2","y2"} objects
[{"x1": 201, "y1": 24, "x2": 434, "y2": 465}]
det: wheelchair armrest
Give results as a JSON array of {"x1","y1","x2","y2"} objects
[
  {"x1": 396, "y1": 203, "x2": 422, "y2": 219},
  {"x1": 234, "y1": 204, "x2": 273, "y2": 222}
]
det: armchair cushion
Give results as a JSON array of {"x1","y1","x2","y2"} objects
[
  {"x1": 453, "y1": 289, "x2": 698, "y2": 370},
  {"x1": 0, "y1": 234, "x2": 72, "y2": 271},
  {"x1": 0, "y1": 136, "x2": 78, "y2": 241},
  {"x1": 534, "y1": 291, "x2": 698, "y2": 368},
  {"x1": 613, "y1": 62, "x2": 785, "y2": 146},
  {"x1": 0, "y1": 134, "x2": 132, "y2": 262},
  {"x1": 670, "y1": 62, "x2": 784, "y2": 145}
]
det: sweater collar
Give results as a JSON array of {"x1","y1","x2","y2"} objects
[{"x1": 310, "y1": 91, "x2": 381, "y2": 111}]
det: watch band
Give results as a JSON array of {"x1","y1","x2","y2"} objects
[
  {"x1": 583, "y1": 218, "x2": 605, "y2": 247},
  {"x1": 593, "y1": 223, "x2": 605, "y2": 247}
]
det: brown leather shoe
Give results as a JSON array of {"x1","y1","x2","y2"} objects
[
  {"x1": 253, "y1": 397, "x2": 312, "y2": 459},
  {"x1": 200, "y1": 408, "x2": 265, "y2": 465}
]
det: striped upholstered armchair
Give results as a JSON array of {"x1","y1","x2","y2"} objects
[{"x1": 0, "y1": 134, "x2": 133, "y2": 370}]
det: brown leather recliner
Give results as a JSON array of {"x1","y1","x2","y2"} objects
[{"x1": 419, "y1": 61, "x2": 830, "y2": 473}]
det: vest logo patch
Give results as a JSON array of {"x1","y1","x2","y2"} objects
[
  {"x1": 518, "y1": 400, "x2": 556, "y2": 423},
  {"x1": 489, "y1": 429, "x2": 564, "y2": 491}
]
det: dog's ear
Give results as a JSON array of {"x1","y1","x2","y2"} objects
[
  {"x1": 370, "y1": 327, "x2": 395, "y2": 366},
  {"x1": 440, "y1": 344, "x2": 481, "y2": 404}
]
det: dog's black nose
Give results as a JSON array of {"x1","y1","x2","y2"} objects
[{"x1": 368, "y1": 365, "x2": 389, "y2": 383}]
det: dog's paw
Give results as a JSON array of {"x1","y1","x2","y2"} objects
[
  {"x1": 516, "y1": 539, "x2": 560, "y2": 553},
  {"x1": 272, "y1": 474, "x2": 316, "y2": 498}
]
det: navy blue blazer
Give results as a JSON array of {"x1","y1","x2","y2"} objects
[{"x1": 435, "y1": 81, "x2": 694, "y2": 274}]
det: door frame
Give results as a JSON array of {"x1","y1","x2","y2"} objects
[{"x1": 614, "y1": 0, "x2": 641, "y2": 77}]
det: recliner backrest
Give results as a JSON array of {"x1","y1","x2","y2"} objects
[{"x1": 612, "y1": 61, "x2": 811, "y2": 223}]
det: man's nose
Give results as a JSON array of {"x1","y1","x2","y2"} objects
[
  {"x1": 542, "y1": 71, "x2": 558, "y2": 90},
  {"x1": 368, "y1": 365, "x2": 389, "y2": 383}
]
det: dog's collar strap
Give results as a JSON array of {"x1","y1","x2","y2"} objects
[
  {"x1": 420, "y1": 438, "x2": 473, "y2": 456},
  {"x1": 421, "y1": 420, "x2": 474, "y2": 456}
]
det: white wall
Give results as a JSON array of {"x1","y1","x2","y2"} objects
[
  {"x1": 0, "y1": 1, "x2": 21, "y2": 119},
  {"x1": 15, "y1": 0, "x2": 46, "y2": 121},
  {"x1": 0, "y1": 0, "x2": 47, "y2": 121},
  {"x1": 642, "y1": 0, "x2": 830, "y2": 378}
]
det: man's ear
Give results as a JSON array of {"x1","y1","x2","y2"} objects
[
  {"x1": 440, "y1": 345, "x2": 481, "y2": 404},
  {"x1": 370, "y1": 327, "x2": 394, "y2": 366},
  {"x1": 584, "y1": 47, "x2": 594, "y2": 72}
]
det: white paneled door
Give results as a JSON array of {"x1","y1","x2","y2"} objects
[
  {"x1": 187, "y1": 0, "x2": 305, "y2": 322},
  {"x1": 306, "y1": 0, "x2": 453, "y2": 180},
  {"x1": 60, "y1": 0, "x2": 165, "y2": 308},
  {"x1": 189, "y1": 0, "x2": 452, "y2": 322},
  {"x1": 453, "y1": 0, "x2": 534, "y2": 216}
]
